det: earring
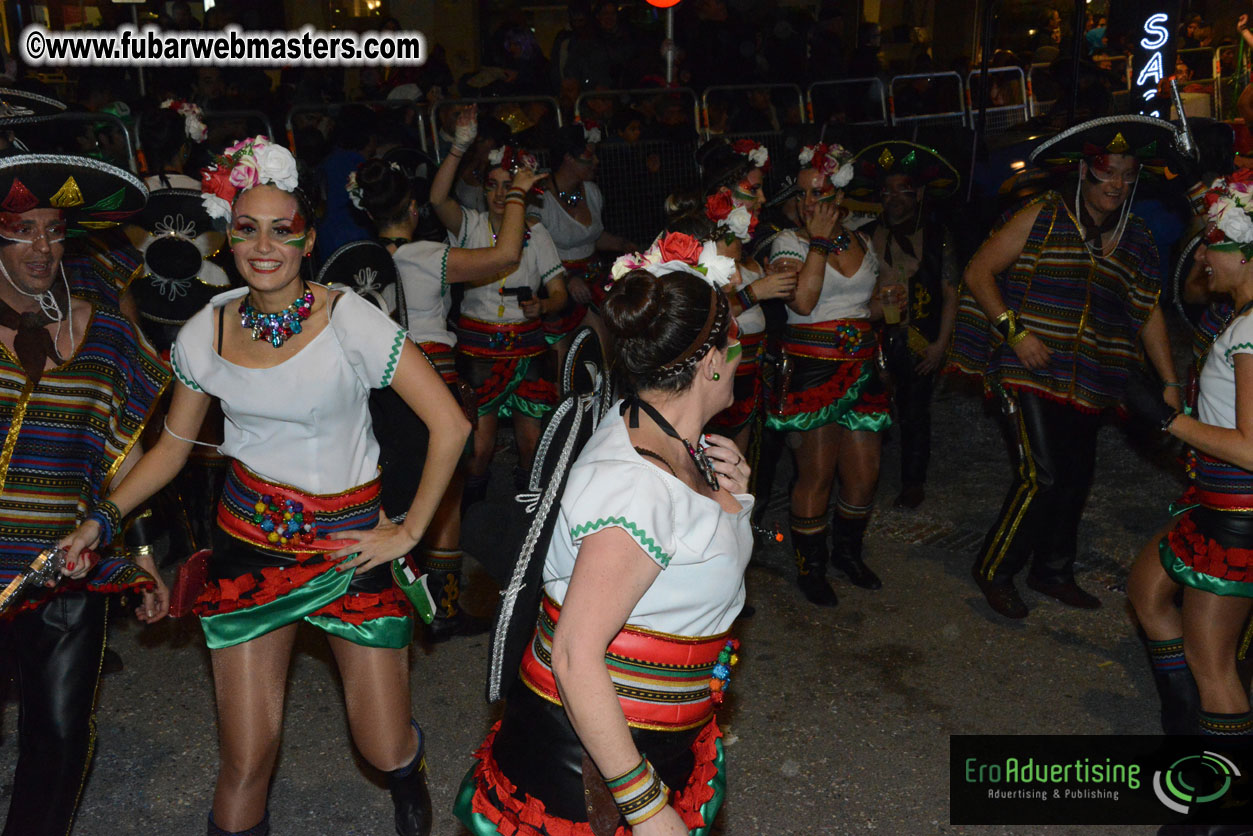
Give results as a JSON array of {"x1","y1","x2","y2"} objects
[{"x1": 712, "y1": 372, "x2": 720, "y2": 381}]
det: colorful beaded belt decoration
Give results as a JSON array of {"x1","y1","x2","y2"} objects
[{"x1": 783, "y1": 318, "x2": 877, "y2": 361}]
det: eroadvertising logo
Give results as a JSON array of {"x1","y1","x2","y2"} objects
[{"x1": 950, "y1": 736, "x2": 1251, "y2": 826}]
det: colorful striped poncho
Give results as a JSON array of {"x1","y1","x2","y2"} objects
[
  {"x1": 0, "y1": 303, "x2": 169, "y2": 615},
  {"x1": 947, "y1": 190, "x2": 1161, "y2": 411}
]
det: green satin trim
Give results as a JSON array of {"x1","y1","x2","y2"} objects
[
  {"x1": 453, "y1": 767, "x2": 494, "y2": 835},
  {"x1": 499, "y1": 395, "x2": 553, "y2": 420},
  {"x1": 200, "y1": 565, "x2": 412, "y2": 649},
  {"x1": 691, "y1": 736, "x2": 727, "y2": 836},
  {"x1": 836, "y1": 411, "x2": 892, "y2": 433},
  {"x1": 1159, "y1": 540, "x2": 1253, "y2": 599},
  {"x1": 765, "y1": 364, "x2": 890, "y2": 433},
  {"x1": 1169, "y1": 498, "x2": 1199, "y2": 517},
  {"x1": 305, "y1": 614, "x2": 412, "y2": 648}
]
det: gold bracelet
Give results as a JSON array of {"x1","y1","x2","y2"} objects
[
  {"x1": 1006, "y1": 328, "x2": 1031, "y2": 347},
  {"x1": 127, "y1": 544, "x2": 155, "y2": 559}
]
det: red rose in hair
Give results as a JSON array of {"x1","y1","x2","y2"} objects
[
  {"x1": 658, "y1": 232, "x2": 702, "y2": 264},
  {"x1": 704, "y1": 191, "x2": 735, "y2": 222},
  {"x1": 201, "y1": 166, "x2": 236, "y2": 203},
  {"x1": 732, "y1": 139, "x2": 757, "y2": 154}
]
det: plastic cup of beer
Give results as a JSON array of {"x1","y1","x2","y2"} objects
[{"x1": 882, "y1": 283, "x2": 905, "y2": 325}]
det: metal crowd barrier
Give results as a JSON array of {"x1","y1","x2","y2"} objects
[
  {"x1": 286, "y1": 99, "x2": 428, "y2": 157},
  {"x1": 966, "y1": 67, "x2": 1029, "y2": 134},
  {"x1": 594, "y1": 139, "x2": 699, "y2": 249},
  {"x1": 807, "y1": 77, "x2": 889, "y2": 127},
  {"x1": 889, "y1": 71, "x2": 967, "y2": 129},
  {"x1": 700, "y1": 83, "x2": 806, "y2": 135},
  {"x1": 574, "y1": 87, "x2": 700, "y2": 140},
  {"x1": 429, "y1": 95, "x2": 562, "y2": 162}
]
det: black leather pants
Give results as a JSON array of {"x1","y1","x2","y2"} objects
[
  {"x1": 0, "y1": 592, "x2": 108, "y2": 836},
  {"x1": 883, "y1": 329, "x2": 936, "y2": 487},
  {"x1": 491, "y1": 683, "x2": 699, "y2": 822},
  {"x1": 974, "y1": 389, "x2": 1101, "y2": 586}
]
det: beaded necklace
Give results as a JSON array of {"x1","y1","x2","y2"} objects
[
  {"x1": 239, "y1": 284, "x2": 314, "y2": 347},
  {"x1": 557, "y1": 184, "x2": 583, "y2": 208}
]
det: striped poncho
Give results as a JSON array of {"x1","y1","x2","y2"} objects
[
  {"x1": 947, "y1": 191, "x2": 1161, "y2": 411},
  {"x1": 0, "y1": 303, "x2": 169, "y2": 614}
]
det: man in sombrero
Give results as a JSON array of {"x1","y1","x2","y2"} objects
[
  {"x1": 950, "y1": 116, "x2": 1194, "y2": 620},
  {"x1": 852, "y1": 141, "x2": 960, "y2": 509},
  {"x1": 0, "y1": 153, "x2": 168, "y2": 835}
]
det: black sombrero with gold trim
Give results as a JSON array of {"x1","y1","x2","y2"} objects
[
  {"x1": 0, "y1": 153, "x2": 147, "y2": 236},
  {"x1": 1028, "y1": 114, "x2": 1176, "y2": 177},
  {"x1": 849, "y1": 141, "x2": 960, "y2": 200}
]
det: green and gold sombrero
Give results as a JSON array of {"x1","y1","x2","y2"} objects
[
  {"x1": 0, "y1": 154, "x2": 147, "y2": 236},
  {"x1": 849, "y1": 141, "x2": 961, "y2": 200},
  {"x1": 1028, "y1": 114, "x2": 1176, "y2": 177}
]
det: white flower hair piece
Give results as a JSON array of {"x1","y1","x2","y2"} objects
[
  {"x1": 609, "y1": 233, "x2": 733, "y2": 289},
  {"x1": 584, "y1": 125, "x2": 602, "y2": 144},
  {"x1": 799, "y1": 142, "x2": 855, "y2": 189},
  {"x1": 346, "y1": 170, "x2": 364, "y2": 211},
  {"x1": 487, "y1": 147, "x2": 505, "y2": 167},
  {"x1": 723, "y1": 205, "x2": 754, "y2": 242},
  {"x1": 160, "y1": 98, "x2": 208, "y2": 144},
  {"x1": 200, "y1": 135, "x2": 300, "y2": 222}
]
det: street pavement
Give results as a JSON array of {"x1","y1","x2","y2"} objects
[{"x1": 1, "y1": 369, "x2": 1242, "y2": 835}]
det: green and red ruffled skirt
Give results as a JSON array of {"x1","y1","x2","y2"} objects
[
  {"x1": 766, "y1": 319, "x2": 891, "y2": 433},
  {"x1": 194, "y1": 461, "x2": 413, "y2": 649}
]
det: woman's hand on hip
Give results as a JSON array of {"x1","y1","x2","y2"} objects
[{"x1": 328, "y1": 520, "x2": 420, "y2": 574}]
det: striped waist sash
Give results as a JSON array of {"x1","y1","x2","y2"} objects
[
  {"x1": 217, "y1": 461, "x2": 381, "y2": 554},
  {"x1": 456, "y1": 316, "x2": 546, "y2": 358},
  {"x1": 519, "y1": 595, "x2": 729, "y2": 731},
  {"x1": 783, "y1": 319, "x2": 877, "y2": 360},
  {"x1": 1194, "y1": 454, "x2": 1253, "y2": 511},
  {"x1": 735, "y1": 331, "x2": 764, "y2": 374},
  {"x1": 418, "y1": 340, "x2": 458, "y2": 385}
]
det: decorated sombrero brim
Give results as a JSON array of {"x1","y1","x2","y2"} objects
[
  {"x1": 316, "y1": 240, "x2": 399, "y2": 313},
  {"x1": 849, "y1": 141, "x2": 960, "y2": 200},
  {"x1": 0, "y1": 154, "x2": 146, "y2": 235},
  {"x1": 1171, "y1": 229, "x2": 1208, "y2": 329},
  {"x1": 0, "y1": 87, "x2": 67, "y2": 127},
  {"x1": 1028, "y1": 115, "x2": 1175, "y2": 177},
  {"x1": 134, "y1": 188, "x2": 215, "y2": 238}
]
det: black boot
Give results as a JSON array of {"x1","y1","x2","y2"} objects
[
  {"x1": 1145, "y1": 638, "x2": 1199, "y2": 735},
  {"x1": 208, "y1": 810, "x2": 270, "y2": 836},
  {"x1": 422, "y1": 549, "x2": 491, "y2": 643},
  {"x1": 793, "y1": 528, "x2": 838, "y2": 607},
  {"x1": 830, "y1": 508, "x2": 882, "y2": 590},
  {"x1": 387, "y1": 721, "x2": 433, "y2": 836}
]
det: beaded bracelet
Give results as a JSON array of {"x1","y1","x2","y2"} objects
[
  {"x1": 735, "y1": 285, "x2": 757, "y2": 311},
  {"x1": 87, "y1": 500, "x2": 122, "y2": 548},
  {"x1": 605, "y1": 757, "x2": 670, "y2": 826},
  {"x1": 808, "y1": 236, "x2": 835, "y2": 256}
]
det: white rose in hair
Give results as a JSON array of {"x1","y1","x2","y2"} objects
[
  {"x1": 749, "y1": 146, "x2": 768, "y2": 168},
  {"x1": 202, "y1": 193, "x2": 233, "y2": 222},
  {"x1": 487, "y1": 147, "x2": 505, "y2": 167},
  {"x1": 585, "y1": 127, "x2": 602, "y2": 144},
  {"x1": 254, "y1": 143, "x2": 300, "y2": 191},
  {"x1": 798, "y1": 147, "x2": 815, "y2": 166},
  {"x1": 724, "y1": 205, "x2": 753, "y2": 241},
  {"x1": 830, "y1": 162, "x2": 854, "y2": 189},
  {"x1": 1216, "y1": 201, "x2": 1253, "y2": 244}
]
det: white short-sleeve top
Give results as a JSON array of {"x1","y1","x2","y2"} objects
[
  {"x1": 450, "y1": 208, "x2": 565, "y2": 324},
  {"x1": 1199, "y1": 311, "x2": 1253, "y2": 429},
  {"x1": 170, "y1": 285, "x2": 408, "y2": 494},
  {"x1": 734, "y1": 263, "x2": 766, "y2": 336},
  {"x1": 528, "y1": 182, "x2": 605, "y2": 261},
  {"x1": 393, "y1": 240, "x2": 455, "y2": 347},
  {"x1": 542, "y1": 406, "x2": 754, "y2": 637},
  {"x1": 770, "y1": 228, "x2": 879, "y2": 324}
]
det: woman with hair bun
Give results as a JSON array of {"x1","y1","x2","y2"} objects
[
  {"x1": 350, "y1": 156, "x2": 543, "y2": 639},
  {"x1": 767, "y1": 142, "x2": 891, "y2": 607},
  {"x1": 455, "y1": 233, "x2": 752, "y2": 836}
]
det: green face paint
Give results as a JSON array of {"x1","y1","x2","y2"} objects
[
  {"x1": 725, "y1": 340, "x2": 742, "y2": 364},
  {"x1": 281, "y1": 233, "x2": 308, "y2": 249}
]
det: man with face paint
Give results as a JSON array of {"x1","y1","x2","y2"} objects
[
  {"x1": 851, "y1": 142, "x2": 961, "y2": 509},
  {"x1": 951, "y1": 116, "x2": 1197, "y2": 620},
  {"x1": 0, "y1": 154, "x2": 167, "y2": 835}
]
